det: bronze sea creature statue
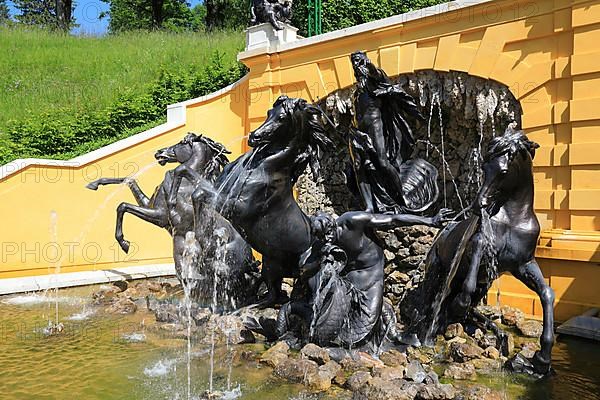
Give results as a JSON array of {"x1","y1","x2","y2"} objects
[
  {"x1": 170, "y1": 96, "x2": 333, "y2": 307},
  {"x1": 277, "y1": 208, "x2": 453, "y2": 349},
  {"x1": 349, "y1": 51, "x2": 439, "y2": 214},
  {"x1": 409, "y1": 124, "x2": 554, "y2": 376},
  {"x1": 87, "y1": 133, "x2": 259, "y2": 310}
]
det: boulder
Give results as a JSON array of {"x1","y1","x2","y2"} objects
[
  {"x1": 380, "y1": 349, "x2": 408, "y2": 367},
  {"x1": 274, "y1": 358, "x2": 319, "y2": 383},
  {"x1": 260, "y1": 341, "x2": 289, "y2": 368},
  {"x1": 444, "y1": 323, "x2": 464, "y2": 340},
  {"x1": 517, "y1": 320, "x2": 543, "y2": 338},
  {"x1": 92, "y1": 285, "x2": 121, "y2": 305},
  {"x1": 483, "y1": 346, "x2": 500, "y2": 360},
  {"x1": 450, "y1": 342, "x2": 484, "y2": 363},
  {"x1": 518, "y1": 342, "x2": 540, "y2": 359},
  {"x1": 424, "y1": 371, "x2": 439, "y2": 385},
  {"x1": 462, "y1": 385, "x2": 504, "y2": 400},
  {"x1": 476, "y1": 333, "x2": 497, "y2": 349},
  {"x1": 354, "y1": 377, "x2": 414, "y2": 400},
  {"x1": 443, "y1": 363, "x2": 477, "y2": 380},
  {"x1": 415, "y1": 383, "x2": 457, "y2": 400},
  {"x1": 500, "y1": 305, "x2": 524, "y2": 326},
  {"x1": 301, "y1": 343, "x2": 331, "y2": 365},
  {"x1": 106, "y1": 296, "x2": 137, "y2": 314},
  {"x1": 405, "y1": 360, "x2": 427, "y2": 383},
  {"x1": 346, "y1": 371, "x2": 372, "y2": 392},
  {"x1": 372, "y1": 366, "x2": 406, "y2": 381},
  {"x1": 306, "y1": 360, "x2": 341, "y2": 391},
  {"x1": 407, "y1": 347, "x2": 433, "y2": 364},
  {"x1": 471, "y1": 357, "x2": 502, "y2": 372},
  {"x1": 355, "y1": 352, "x2": 385, "y2": 369}
]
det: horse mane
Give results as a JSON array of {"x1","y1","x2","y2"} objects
[
  {"x1": 183, "y1": 132, "x2": 231, "y2": 181},
  {"x1": 276, "y1": 95, "x2": 334, "y2": 182},
  {"x1": 484, "y1": 123, "x2": 540, "y2": 164}
]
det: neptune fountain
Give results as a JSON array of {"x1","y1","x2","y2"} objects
[{"x1": 86, "y1": 50, "x2": 557, "y2": 399}]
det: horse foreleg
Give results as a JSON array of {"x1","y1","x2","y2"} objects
[
  {"x1": 513, "y1": 259, "x2": 555, "y2": 374},
  {"x1": 86, "y1": 178, "x2": 126, "y2": 190},
  {"x1": 451, "y1": 233, "x2": 485, "y2": 319},
  {"x1": 125, "y1": 180, "x2": 151, "y2": 207},
  {"x1": 116, "y1": 203, "x2": 168, "y2": 253},
  {"x1": 87, "y1": 178, "x2": 151, "y2": 207},
  {"x1": 256, "y1": 257, "x2": 287, "y2": 309}
]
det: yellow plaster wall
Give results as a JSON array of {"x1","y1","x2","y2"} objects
[
  {"x1": 238, "y1": 0, "x2": 600, "y2": 321},
  {"x1": 0, "y1": 78, "x2": 250, "y2": 279}
]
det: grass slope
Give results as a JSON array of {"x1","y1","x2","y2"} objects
[{"x1": 0, "y1": 27, "x2": 243, "y2": 135}]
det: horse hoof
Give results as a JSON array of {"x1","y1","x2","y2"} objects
[
  {"x1": 505, "y1": 352, "x2": 553, "y2": 378},
  {"x1": 119, "y1": 240, "x2": 130, "y2": 253},
  {"x1": 86, "y1": 181, "x2": 100, "y2": 190},
  {"x1": 396, "y1": 333, "x2": 421, "y2": 347}
]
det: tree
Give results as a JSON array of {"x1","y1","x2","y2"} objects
[
  {"x1": 13, "y1": 0, "x2": 75, "y2": 30},
  {"x1": 190, "y1": 2, "x2": 207, "y2": 31},
  {"x1": 13, "y1": 0, "x2": 56, "y2": 27},
  {"x1": 0, "y1": 0, "x2": 10, "y2": 24},
  {"x1": 101, "y1": 0, "x2": 195, "y2": 32},
  {"x1": 204, "y1": 0, "x2": 247, "y2": 31}
]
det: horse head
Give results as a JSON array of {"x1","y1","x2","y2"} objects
[
  {"x1": 477, "y1": 123, "x2": 539, "y2": 214},
  {"x1": 249, "y1": 95, "x2": 334, "y2": 181},
  {"x1": 155, "y1": 132, "x2": 231, "y2": 181}
]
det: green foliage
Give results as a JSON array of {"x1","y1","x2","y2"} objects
[
  {"x1": 101, "y1": 0, "x2": 196, "y2": 32},
  {"x1": 190, "y1": 3, "x2": 207, "y2": 31},
  {"x1": 0, "y1": 27, "x2": 243, "y2": 131},
  {"x1": 0, "y1": 0, "x2": 10, "y2": 24},
  {"x1": 13, "y1": 0, "x2": 57, "y2": 28},
  {"x1": 12, "y1": 0, "x2": 75, "y2": 30},
  {"x1": 292, "y1": 0, "x2": 447, "y2": 36},
  {"x1": 204, "y1": 0, "x2": 248, "y2": 31},
  {"x1": 0, "y1": 28, "x2": 246, "y2": 164}
]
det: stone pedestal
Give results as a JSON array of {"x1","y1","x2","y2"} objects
[{"x1": 245, "y1": 23, "x2": 299, "y2": 52}]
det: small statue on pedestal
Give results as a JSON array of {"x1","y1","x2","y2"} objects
[{"x1": 251, "y1": 0, "x2": 292, "y2": 30}]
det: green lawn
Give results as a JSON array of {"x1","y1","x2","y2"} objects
[{"x1": 0, "y1": 27, "x2": 244, "y2": 133}]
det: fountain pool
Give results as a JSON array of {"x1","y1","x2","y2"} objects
[{"x1": 0, "y1": 282, "x2": 598, "y2": 400}]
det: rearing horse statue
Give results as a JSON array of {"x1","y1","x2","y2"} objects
[
  {"x1": 87, "y1": 133, "x2": 259, "y2": 310},
  {"x1": 409, "y1": 125, "x2": 555, "y2": 375},
  {"x1": 170, "y1": 95, "x2": 333, "y2": 307}
]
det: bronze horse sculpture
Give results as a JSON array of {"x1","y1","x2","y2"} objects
[
  {"x1": 87, "y1": 133, "x2": 259, "y2": 309},
  {"x1": 169, "y1": 95, "x2": 333, "y2": 307},
  {"x1": 409, "y1": 125, "x2": 554, "y2": 375}
]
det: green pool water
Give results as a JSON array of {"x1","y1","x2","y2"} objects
[{"x1": 0, "y1": 284, "x2": 598, "y2": 400}]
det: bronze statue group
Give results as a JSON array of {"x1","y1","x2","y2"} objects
[{"x1": 90, "y1": 52, "x2": 555, "y2": 376}]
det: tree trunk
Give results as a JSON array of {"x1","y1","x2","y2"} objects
[
  {"x1": 151, "y1": 0, "x2": 164, "y2": 29},
  {"x1": 55, "y1": 0, "x2": 72, "y2": 31}
]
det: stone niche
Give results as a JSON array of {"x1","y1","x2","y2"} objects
[{"x1": 296, "y1": 70, "x2": 522, "y2": 312}]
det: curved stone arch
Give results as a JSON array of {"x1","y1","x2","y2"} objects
[{"x1": 298, "y1": 69, "x2": 522, "y2": 218}]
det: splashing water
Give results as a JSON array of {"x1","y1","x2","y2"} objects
[
  {"x1": 181, "y1": 231, "x2": 201, "y2": 400},
  {"x1": 480, "y1": 209, "x2": 499, "y2": 285},
  {"x1": 44, "y1": 211, "x2": 64, "y2": 335},
  {"x1": 435, "y1": 93, "x2": 448, "y2": 208},
  {"x1": 208, "y1": 227, "x2": 229, "y2": 394},
  {"x1": 416, "y1": 140, "x2": 466, "y2": 213}
]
